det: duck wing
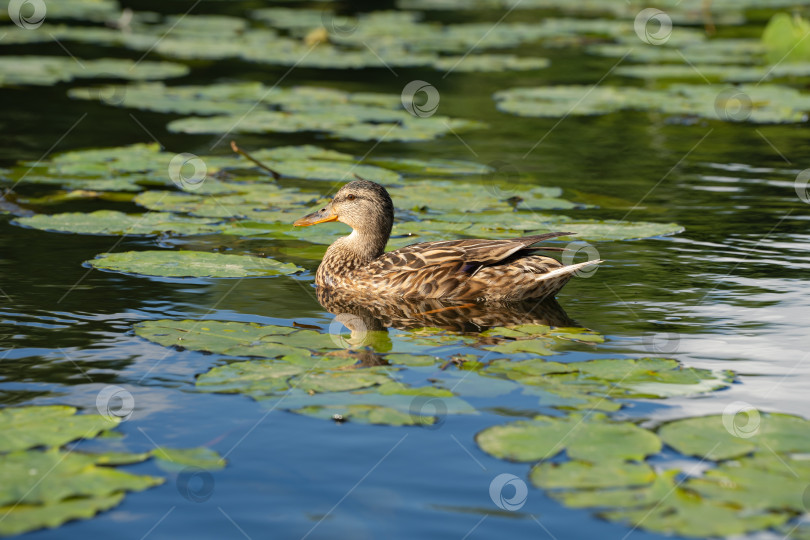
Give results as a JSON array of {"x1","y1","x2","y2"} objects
[{"x1": 361, "y1": 232, "x2": 574, "y2": 298}]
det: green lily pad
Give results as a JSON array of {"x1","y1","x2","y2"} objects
[
  {"x1": 151, "y1": 447, "x2": 227, "y2": 471},
  {"x1": 658, "y1": 412, "x2": 810, "y2": 460},
  {"x1": 400, "y1": 212, "x2": 683, "y2": 242},
  {"x1": 0, "y1": 406, "x2": 118, "y2": 453},
  {"x1": 0, "y1": 57, "x2": 188, "y2": 87},
  {"x1": 135, "y1": 319, "x2": 339, "y2": 357},
  {"x1": 365, "y1": 157, "x2": 492, "y2": 176},
  {"x1": 574, "y1": 357, "x2": 732, "y2": 398},
  {"x1": 292, "y1": 370, "x2": 392, "y2": 394},
  {"x1": 602, "y1": 486, "x2": 791, "y2": 538},
  {"x1": 486, "y1": 357, "x2": 730, "y2": 403},
  {"x1": 292, "y1": 404, "x2": 427, "y2": 426},
  {"x1": 763, "y1": 12, "x2": 810, "y2": 64},
  {"x1": 0, "y1": 494, "x2": 125, "y2": 537},
  {"x1": 476, "y1": 413, "x2": 661, "y2": 462},
  {"x1": 688, "y1": 453, "x2": 810, "y2": 513},
  {"x1": 0, "y1": 404, "x2": 227, "y2": 536},
  {"x1": 384, "y1": 353, "x2": 440, "y2": 367},
  {"x1": 0, "y1": 450, "x2": 161, "y2": 508},
  {"x1": 552, "y1": 469, "x2": 677, "y2": 509},
  {"x1": 0, "y1": 0, "x2": 121, "y2": 22},
  {"x1": 87, "y1": 250, "x2": 304, "y2": 278},
  {"x1": 589, "y1": 39, "x2": 766, "y2": 66},
  {"x1": 197, "y1": 360, "x2": 307, "y2": 398},
  {"x1": 260, "y1": 160, "x2": 401, "y2": 184},
  {"x1": 432, "y1": 54, "x2": 550, "y2": 72},
  {"x1": 69, "y1": 81, "x2": 400, "y2": 116},
  {"x1": 539, "y1": 450, "x2": 810, "y2": 537},
  {"x1": 134, "y1": 188, "x2": 316, "y2": 219},
  {"x1": 387, "y1": 181, "x2": 571, "y2": 212},
  {"x1": 495, "y1": 83, "x2": 810, "y2": 124},
  {"x1": 14, "y1": 211, "x2": 224, "y2": 236},
  {"x1": 168, "y1": 110, "x2": 484, "y2": 143},
  {"x1": 530, "y1": 460, "x2": 656, "y2": 490}
]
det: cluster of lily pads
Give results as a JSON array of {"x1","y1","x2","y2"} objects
[
  {"x1": 4, "y1": 0, "x2": 810, "y2": 538},
  {"x1": 495, "y1": 12, "x2": 810, "y2": 124},
  {"x1": 1, "y1": 142, "x2": 682, "y2": 279},
  {"x1": 0, "y1": 6, "x2": 635, "y2": 73},
  {"x1": 0, "y1": 405, "x2": 225, "y2": 536},
  {"x1": 127, "y1": 315, "x2": 810, "y2": 538},
  {"x1": 68, "y1": 82, "x2": 483, "y2": 142}
]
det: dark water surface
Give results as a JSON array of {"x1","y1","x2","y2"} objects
[{"x1": 2, "y1": 2, "x2": 809, "y2": 539}]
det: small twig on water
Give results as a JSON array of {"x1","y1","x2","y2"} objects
[{"x1": 230, "y1": 140, "x2": 281, "y2": 180}]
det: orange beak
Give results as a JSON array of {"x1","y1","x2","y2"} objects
[{"x1": 294, "y1": 205, "x2": 338, "y2": 227}]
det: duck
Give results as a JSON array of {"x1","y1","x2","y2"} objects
[{"x1": 293, "y1": 179, "x2": 601, "y2": 302}]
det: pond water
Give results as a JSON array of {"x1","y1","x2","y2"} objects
[{"x1": 2, "y1": 1, "x2": 810, "y2": 539}]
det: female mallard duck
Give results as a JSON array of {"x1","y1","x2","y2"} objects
[{"x1": 294, "y1": 180, "x2": 600, "y2": 302}]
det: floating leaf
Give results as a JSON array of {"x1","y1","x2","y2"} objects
[
  {"x1": 495, "y1": 83, "x2": 810, "y2": 124},
  {"x1": 387, "y1": 181, "x2": 571, "y2": 212},
  {"x1": 476, "y1": 413, "x2": 661, "y2": 462},
  {"x1": 135, "y1": 319, "x2": 338, "y2": 357},
  {"x1": 0, "y1": 450, "x2": 161, "y2": 507},
  {"x1": 603, "y1": 487, "x2": 790, "y2": 538},
  {"x1": 197, "y1": 360, "x2": 307, "y2": 398},
  {"x1": 14, "y1": 211, "x2": 224, "y2": 236},
  {"x1": 658, "y1": 412, "x2": 810, "y2": 460},
  {"x1": 134, "y1": 188, "x2": 316, "y2": 219},
  {"x1": 396, "y1": 212, "x2": 683, "y2": 242},
  {"x1": 0, "y1": 57, "x2": 188, "y2": 87},
  {"x1": 0, "y1": 406, "x2": 118, "y2": 453},
  {"x1": 0, "y1": 494, "x2": 125, "y2": 537},
  {"x1": 292, "y1": 370, "x2": 392, "y2": 394},
  {"x1": 292, "y1": 404, "x2": 425, "y2": 426},
  {"x1": 432, "y1": 54, "x2": 550, "y2": 72},
  {"x1": 762, "y1": 12, "x2": 810, "y2": 64},
  {"x1": 530, "y1": 460, "x2": 655, "y2": 489},
  {"x1": 87, "y1": 251, "x2": 303, "y2": 278},
  {"x1": 0, "y1": 0, "x2": 121, "y2": 22},
  {"x1": 151, "y1": 447, "x2": 227, "y2": 471}
]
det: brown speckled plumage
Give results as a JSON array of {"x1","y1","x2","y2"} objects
[{"x1": 294, "y1": 180, "x2": 601, "y2": 302}]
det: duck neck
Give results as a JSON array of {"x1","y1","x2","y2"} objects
[
  {"x1": 318, "y1": 227, "x2": 390, "y2": 286},
  {"x1": 332, "y1": 228, "x2": 389, "y2": 265}
]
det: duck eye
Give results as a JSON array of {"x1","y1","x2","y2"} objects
[{"x1": 346, "y1": 194, "x2": 356, "y2": 201}]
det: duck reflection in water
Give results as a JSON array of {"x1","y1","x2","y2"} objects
[{"x1": 317, "y1": 287, "x2": 578, "y2": 349}]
